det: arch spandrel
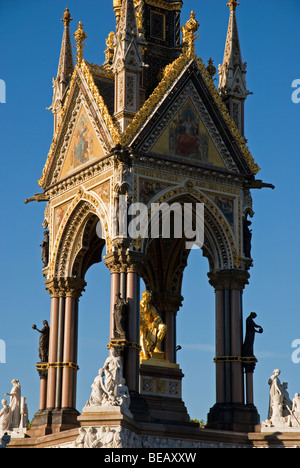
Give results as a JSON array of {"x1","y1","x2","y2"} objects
[{"x1": 48, "y1": 187, "x2": 111, "y2": 280}]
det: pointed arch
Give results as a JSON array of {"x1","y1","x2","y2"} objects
[{"x1": 50, "y1": 188, "x2": 110, "y2": 279}]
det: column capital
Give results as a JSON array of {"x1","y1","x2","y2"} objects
[
  {"x1": 126, "y1": 251, "x2": 146, "y2": 274},
  {"x1": 208, "y1": 269, "x2": 249, "y2": 291},
  {"x1": 45, "y1": 279, "x2": 61, "y2": 297},
  {"x1": 63, "y1": 278, "x2": 86, "y2": 298},
  {"x1": 151, "y1": 291, "x2": 183, "y2": 314},
  {"x1": 45, "y1": 278, "x2": 86, "y2": 298},
  {"x1": 104, "y1": 249, "x2": 146, "y2": 275}
]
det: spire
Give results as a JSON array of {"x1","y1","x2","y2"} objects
[
  {"x1": 58, "y1": 8, "x2": 74, "y2": 80},
  {"x1": 112, "y1": 0, "x2": 144, "y2": 132},
  {"x1": 49, "y1": 8, "x2": 74, "y2": 131},
  {"x1": 219, "y1": 1, "x2": 250, "y2": 135},
  {"x1": 113, "y1": 0, "x2": 143, "y2": 73}
]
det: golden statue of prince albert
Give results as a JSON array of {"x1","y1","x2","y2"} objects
[{"x1": 140, "y1": 291, "x2": 167, "y2": 361}]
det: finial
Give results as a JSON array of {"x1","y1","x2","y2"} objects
[
  {"x1": 207, "y1": 58, "x2": 217, "y2": 80},
  {"x1": 62, "y1": 7, "x2": 72, "y2": 26},
  {"x1": 182, "y1": 11, "x2": 199, "y2": 59},
  {"x1": 73, "y1": 21, "x2": 87, "y2": 64},
  {"x1": 227, "y1": 0, "x2": 239, "y2": 12}
]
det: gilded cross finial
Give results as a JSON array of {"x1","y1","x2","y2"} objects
[
  {"x1": 73, "y1": 21, "x2": 87, "y2": 64},
  {"x1": 61, "y1": 7, "x2": 72, "y2": 26},
  {"x1": 227, "y1": 0, "x2": 239, "y2": 12},
  {"x1": 182, "y1": 11, "x2": 199, "y2": 59}
]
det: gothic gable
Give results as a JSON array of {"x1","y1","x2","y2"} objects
[
  {"x1": 126, "y1": 60, "x2": 259, "y2": 176},
  {"x1": 58, "y1": 105, "x2": 106, "y2": 182},
  {"x1": 149, "y1": 95, "x2": 227, "y2": 171},
  {"x1": 39, "y1": 63, "x2": 119, "y2": 189}
]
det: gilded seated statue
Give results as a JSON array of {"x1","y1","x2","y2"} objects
[{"x1": 140, "y1": 291, "x2": 167, "y2": 360}]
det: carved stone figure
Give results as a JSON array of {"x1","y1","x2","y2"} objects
[
  {"x1": 0, "y1": 399, "x2": 11, "y2": 436},
  {"x1": 87, "y1": 369, "x2": 106, "y2": 407},
  {"x1": 40, "y1": 230, "x2": 49, "y2": 267},
  {"x1": 113, "y1": 293, "x2": 128, "y2": 339},
  {"x1": 140, "y1": 290, "x2": 167, "y2": 360},
  {"x1": 32, "y1": 320, "x2": 50, "y2": 362},
  {"x1": 5, "y1": 380, "x2": 21, "y2": 428},
  {"x1": 243, "y1": 215, "x2": 252, "y2": 258},
  {"x1": 262, "y1": 369, "x2": 294, "y2": 428},
  {"x1": 242, "y1": 312, "x2": 263, "y2": 358},
  {"x1": 292, "y1": 393, "x2": 300, "y2": 414},
  {"x1": 73, "y1": 427, "x2": 87, "y2": 448},
  {"x1": 102, "y1": 348, "x2": 123, "y2": 397},
  {"x1": 84, "y1": 349, "x2": 132, "y2": 417}
]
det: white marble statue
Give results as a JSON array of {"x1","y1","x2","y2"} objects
[
  {"x1": 84, "y1": 349, "x2": 132, "y2": 418},
  {"x1": 262, "y1": 369, "x2": 300, "y2": 429},
  {"x1": 5, "y1": 379, "x2": 21, "y2": 429},
  {"x1": 1, "y1": 379, "x2": 28, "y2": 438},
  {"x1": 0, "y1": 399, "x2": 11, "y2": 436}
]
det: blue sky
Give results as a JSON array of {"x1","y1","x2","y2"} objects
[{"x1": 0, "y1": 0, "x2": 300, "y2": 424}]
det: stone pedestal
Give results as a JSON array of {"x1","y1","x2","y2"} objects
[
  {"x1": 139, "y1": 354, "x2": 191, "y2": 425},
  {"x1": 29, "y1": 408, "x2": 80, "y2": 437},
  {"x1": 206, "y1": 403, "x2": 260, "y2": 433}
]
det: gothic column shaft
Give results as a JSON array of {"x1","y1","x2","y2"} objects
[
  {"x1": 215, "y1": 289, "x2": 225, "y2": 404},
  {"x1": 110, "y1": 272, "x2": 120, "y2": 340},
  {"x1": 55, "y1": 296, "x2": 65, "y2": 409},
  {"x1": 152, "y1": 292, "x2": 182, "y2": 364},
  {"x1": 207, "y1": 269, "x2": 255, "y2": 431},
  {"x1": 46, "y1": 295, "x2": 59, "y2": 409},
  {"x1": 39, "y1": 374, "x2": 48, "y2": 411},
  {"x1": 245, "y1": 372, "x2": 254, "y2": 405},
  {"x1": 164, "y1": 310, "x2": 176, "y2": 363},
  {"x1": 126, "y1": 271, "x2": 140, "y2": 392},
  {"x1": 224, "y1": 289, "x2": 231, "y2": 403},
  {"x1": 61, "y1": 295, "x2": 77, "y2": 408},
  {"x1": 230, "y1": 289, "x2": 244, "y2": 403}
]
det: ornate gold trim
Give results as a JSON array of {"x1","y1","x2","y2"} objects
[
  {"x1": 80, "y1": 61, "x2": 120, "y2": 145},
  {"x1": 38, "y1": 60, "x2": 120, "y2": 189},
  {"x1": 121, "y1": 32, "x2": 260, "y2": 176},
  {"x1": 145, "y1": 0, "x2": 183, "y2": 11},
  {"x1": 36, "y1": 361, "x2": 79, "y2": 371},
  {"x1": 121, "y1": 53, "x2": 190, "y2": 145},
  {"x1": 195, "y1": 57, "x2": 260, "y2": 175},
  {"x1": 38, "y1": 65, "x2": 79, "y2": 188}
]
